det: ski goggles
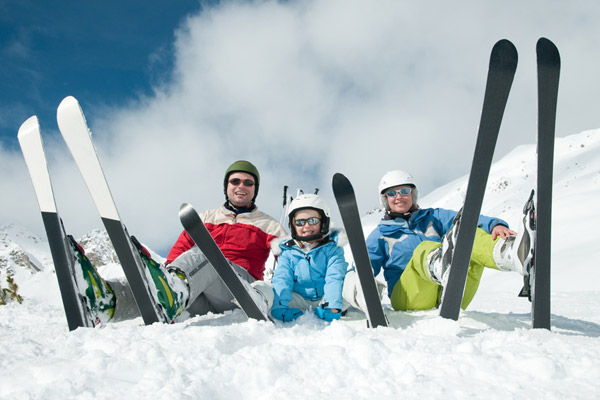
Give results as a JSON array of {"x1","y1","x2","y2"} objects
[
  {"x1": 385, "y1": 187, "x2": 412, "y2": 197},
  {"x1": 293, "y1": 217, "x2": 321, "y2": 227},
  {"x1": 228, "y1": 178, "x2": 255, "y2": 187}
]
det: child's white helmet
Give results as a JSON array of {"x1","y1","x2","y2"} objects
[{"x1": 287, "y1": 193, "x2": 330, "y2": 239}]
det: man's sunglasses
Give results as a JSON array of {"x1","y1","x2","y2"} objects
[
  {"x1": 385, "y1": 187, "x2": 412, "y2": 197},
  {"x1": 229, "y1": 178, "x2": 255, "y2": 187},
  {"x1": 293, "y1": 217, "x2": 321, "y2": 227}
]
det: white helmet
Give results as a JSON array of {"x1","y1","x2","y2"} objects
[
  {"x1": 378, "y1": 170, "x2": 419, "y2": 210},
  {"x1": 287, "y1": 193, "x2": 330, "y2": 239}
]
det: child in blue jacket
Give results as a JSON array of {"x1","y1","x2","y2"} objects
[{"x1": 253, "y1": 193, "x2": 368, "y2": 322}]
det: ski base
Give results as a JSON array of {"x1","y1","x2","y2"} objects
[
  {"x1": 439, "y1": 39, "x2": 518, "y2": 321},
  {"x1": 332, "y1": 173, "x2": 388, "y2": 328},
  {"x1": 531, "y1": 37, "x2": 560, "y2": 330}
]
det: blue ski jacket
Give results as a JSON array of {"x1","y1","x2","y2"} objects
[
  {"x1": 272, "y1": 230, "x2": 348, "y2": 310},
  {"x1": 366, "y1": 208, "x2": 507, "y2": 297}
]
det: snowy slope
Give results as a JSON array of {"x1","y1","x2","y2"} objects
[
  {"x1": 0, "y1": 223, "x2": 48, "y2": 298},
  {"x1": 1, "y1": 130, "x2": 599, "y2": 399},
  {"x1": 424, "y1": 128, "x2": 600, "y2": 293},
  {"x1": 359, "y1": 129, "x2": 600, "y2": 294}
]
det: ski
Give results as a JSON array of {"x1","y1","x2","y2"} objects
[
  {"x1": 439, "y1": 39, "x2": 518, "y2": 320},
  {"x1": 56, "y1": 96, "x2": 165, "y2": 325},
  {"x1": 531, "y1": 37, "x2": 560, "y2": 330},
  {"x1": 178, "y1": 203, "x2": 270, "y2": 321},
  {"x1": 332, "y1": 173, "x2": 387, "y2": 328},
  {"x1": 18, "y1": 116, "x2": 98, "y2": 330}
]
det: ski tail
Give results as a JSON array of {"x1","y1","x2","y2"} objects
[
  {"x1": 532, "y1": 37, "x2": 560, "y2": 330},
  {"x1": 332, "y1": 173, "x2": 387, "y2": 328},
  {"x1": 439, "y1": 39, "x2": 518, "y2": 320}
]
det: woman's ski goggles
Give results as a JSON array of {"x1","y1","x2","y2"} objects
[
  {"x1": 293, "y1": 217, "x2": 321, "y2": 227},
  {"x1": 228, "y1": 178, "x2": 255, "y2": 187},
  {"x1": 385, "y1": 187, "x2": 413, "y2": 197}
]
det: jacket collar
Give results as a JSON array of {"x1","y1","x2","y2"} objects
[{"x1": 224, "y1": 201, "x2": 256, "y2": 215}]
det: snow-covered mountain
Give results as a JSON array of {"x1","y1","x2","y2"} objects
[
  {"x1": 425, "y1": 128, "x2": 600, "y2": 293},
  {"x1": 0, "y1": 224, "x2": 167, "y2": 299},
  {"x1": 0, "y1": 130, "x2": 599, "y2": 399},
  {"x1": 0, "y1": 223, "x2": 47, "y2": 297}
]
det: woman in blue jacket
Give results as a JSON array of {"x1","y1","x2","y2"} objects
[
  {"x1": 253, "y1": 193, "x2": 364, "y2": 322},
  {"x1": 367, "y1": 170, "x2": 533, "y2": 311}
]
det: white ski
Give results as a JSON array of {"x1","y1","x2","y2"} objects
[
  {"x1": 56, "y1": 96, "x2": 165, "y2": 324},
  {"x1": 18, "y1": 116, "x2": 94, "y2": 329}
]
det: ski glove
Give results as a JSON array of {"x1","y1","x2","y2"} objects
[
  {"x1": 271, "y1": 307, "x2": 303, "y2": 322},
  {"x1": 315, "y1": 305, "x2": 341, "y2": 322}
]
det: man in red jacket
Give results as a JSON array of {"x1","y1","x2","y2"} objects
[{"x1": 162, "y1": 160, "x2": 287, "y2": 317}]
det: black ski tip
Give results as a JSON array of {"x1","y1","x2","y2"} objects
[
  {"x1": 537, "y1": 37, "x2": 561, "y2": 66},
  {"x1": 178, "y1": 203, "x2": 197, "y2": 224},
  {"x1": 332, "y1": 173, "x2": 355, "y2": 196},
  {"x1": 332, "y1": 172, "x2": 350, "y2": 188},
  {"x1": 332, "y1": 172, "x2": 346, "y2": 183},
  {"x1": 179, "y1": 202, "x2": 193, "y2": 213},
  {"x1": 491, "y1": 39, "x2": 518, "y2": 68},
  {"x1": 179, "y1": 203, "x2": 203, "y2": 237}
]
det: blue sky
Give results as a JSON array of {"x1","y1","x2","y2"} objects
[
  {"x1": 2, "y1": 0, "x2": 600, "y2": 255},
  {"x1": 0, "y1": 0, "x2": 204, "y2": 148}
]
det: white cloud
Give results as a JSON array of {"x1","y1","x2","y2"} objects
[{"x1": 3, "y1": 0, "x2": 600, "y2": 255}]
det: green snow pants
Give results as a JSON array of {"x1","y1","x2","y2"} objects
[{"x1": 390, "y1": 227, "x2": 501, "y2": 311}]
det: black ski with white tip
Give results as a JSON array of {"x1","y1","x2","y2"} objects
[
  {"x1": 18, "y1": 116, "x2": 93, "y2": 330},
  {"x1": 439, "y1": 39, "x2": 518, "y2": 320},
  {"x1": 56, "y1": 96, "x2": 164, "y2": 325},
  {"x1": 332, "y1": 173, "x2": 387, "y2": 328},
  {"x1": 178, "y1": 203, "x2": 270, "y2": 321}
]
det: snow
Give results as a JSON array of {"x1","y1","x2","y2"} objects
[{"x1": 1, "y1": 130, "x2": 600, "y2": 399}]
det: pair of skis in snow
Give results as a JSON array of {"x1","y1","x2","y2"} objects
[
  {"x1": 19, "y1": 97, "x2": 270, "y2": 330},
  {"x1": 439, "y1": 37, "x2": 558, "y2": 331},
  {"x1": 333, "y1": 38, "x2": 559, "y2": 330}
]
